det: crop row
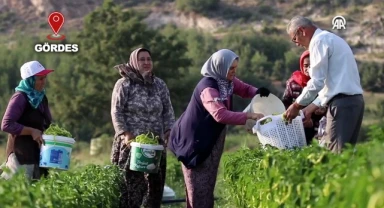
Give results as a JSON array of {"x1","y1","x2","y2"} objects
[
  {"x1": 0, "y1": 165, "x2": 122, "y2": 208},
  {"x1": 222, "y1": 125, "x2": 384, "y2": 208}
]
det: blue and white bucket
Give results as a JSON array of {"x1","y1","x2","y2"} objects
[{"x1": 39, "y1": 135, "x2": 76, "y2": 170}]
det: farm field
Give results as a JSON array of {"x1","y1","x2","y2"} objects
[
  {"x1": 0, "y1": 133, "x2": 258, "y2": 208},
  {"x1": 1, "y1": 130, "x2": 383, "y2": 207},
  {"x1": 1, "y1": 126, "x2": 383, "y2": 207},
  {"x1": 0, "y1": 93, "x2": 383, "y2": 207},
  {"x1": 0, "y1": 0, "x2": 383, "y2": 207}
]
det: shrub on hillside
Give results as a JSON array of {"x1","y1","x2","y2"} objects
[
  {"x1": 176, "y1": 0, "x2": 220, "y2": 13},
  {"x1": 359, "y1": 61, "x2": 384, "y2": 92}
]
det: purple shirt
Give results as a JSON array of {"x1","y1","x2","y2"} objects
[{"x1": 1, "y1": 92, "x2": 52, "y2": 135}]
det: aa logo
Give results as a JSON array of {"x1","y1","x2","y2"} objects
[{"x1": 332, "y1": 16, "x2": 346, "y2": 30}]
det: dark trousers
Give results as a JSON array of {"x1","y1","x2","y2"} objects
[
  {"x1": 304, "y1": 127, "x2": 316, "y2": 145},
  {"x1": 119, "y1": 152, "x2": 166, "y2": 208},
  {"x1": 323, "y1": 94, "x2": 364, "y2": 153}
]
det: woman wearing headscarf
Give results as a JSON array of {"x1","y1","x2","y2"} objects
[
  {"x1": 1, "y1": 60, "x2": 53, "y2": 180},
  {"x1": 111, "y1": 48, "x2": 175, "y2": 208},
  {"x1": 169, "y1": 49, "x2": 270, "y2": 208},
  {"x1": 282, "y1": 50, "x2": 326, "y2": 144}
]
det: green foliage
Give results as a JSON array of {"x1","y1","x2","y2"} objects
[
  {"x1": 261, "y1": 26, "x2": 280, "y2": 35},
  {"x1": 176, "y1": 0, "x2": 220, "y2": 13},
  {"x1": 0, "y1": 165, "x2": 123, "y2": 207},
  {"x1": 0, "y1": 0, "x2": 382, "y2": 144},
  {"x1": 359, "y1": 61, "x2": 384, "y2": 92},
  {"x1": 257, "y1": 5, "x2": 276, "y2": 15},
  {"x1": 283, "y1": 50, "x2": 300, "y2": 79},
  {"x1": 374, "y1": 100, "x2": 384, "y2": 119},
  {"x1": 222, "y1": 133, "x2": 384, "y2": 207},
  {"x1": 165, "y1": 154, "x2": 185, "y2": 199},
  {"x1": 272, "y1": 59, "x2": 285, "y2": 80},
  {"x1": 0, "y1": 12, "x2": 19, "y2": 32},
  {"x1": 215, "y1": 30, "x2": 291, "y2": 101},
  {"x1": 291, "y1": 0, "x2": 373, "y2": 14},
  {"x1": 367, "y1": 124, "x2": 384, "y2": 142},
  {"x1": 45, "y1": 0, "x2": 191, "y2": 140}
]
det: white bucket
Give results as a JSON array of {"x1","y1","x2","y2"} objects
[
  {"x1": 243, "y1": 94, "x2": 286, "y2": 131},
  {"x1": 162, "y1": 185, "x2": 176, "y2": 200},
  {"x1": 39, "y1": 135, "x2": 76, "y2": 170},
  {"x1": 129, "y1": 142, "x2": 164, "y2": 173}
]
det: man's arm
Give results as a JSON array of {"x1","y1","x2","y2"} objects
[{"x1": 295, "y1": 39, "x2": 330, "y2": 107}]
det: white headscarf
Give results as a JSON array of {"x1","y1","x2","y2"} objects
[{"x1": 201, "y1": 49, "x2": 238, "y2": 100}]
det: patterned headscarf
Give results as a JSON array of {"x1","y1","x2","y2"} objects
[
  {"x1": 114, "y1": 48, "x2": 154, "y2": 85},
  {"x1": 201, "y1": 49, "x2": 238, "y2": 100},
  {"x1": 15, "y1": 76, "x2": 45, "y2": 109}
]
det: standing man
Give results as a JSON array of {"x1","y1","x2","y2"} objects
[{"x1": 283, "y1": 16, "x2": 364, "y2": 153}]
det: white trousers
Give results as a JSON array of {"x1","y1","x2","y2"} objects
[{"x1": 0, "y1": 153, "x2": 37, "y2": 180}]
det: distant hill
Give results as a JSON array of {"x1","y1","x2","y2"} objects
[{"x1": 0, "y1": 0, "x2": 383, "y2": 62}]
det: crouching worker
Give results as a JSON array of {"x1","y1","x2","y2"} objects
[{"x1": 282, "y1": 50, "x2": 326, "y2": 144}]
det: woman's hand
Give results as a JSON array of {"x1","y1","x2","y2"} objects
[
  {"x1": 163, "y1": 130, "x2": 170, "y2": 148},
  {"x1": 302, "y1": 103, "x2": 318, "y2": 118},
  {"x1": 123, "y1": 132, "x2": 135, "y2": 147},
  {"x1": 303, "y1": 118, "x2": 314, "y2": 128},
  {"x1": 31, "y1": 128, "x2": 44, "y2": 147},
  {"x1": 247, "y1": 113, "x2": 265, "y2": 121}
]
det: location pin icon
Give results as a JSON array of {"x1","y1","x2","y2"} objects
[{"x1": 48, "y1": 12, "x2": 65, "y2": 36}]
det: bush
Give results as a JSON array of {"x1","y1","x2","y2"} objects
[
  {"x1": 359, "y1": 61, "x2": 384, "y2": 92},
  {"x1": 0, "y1": 165, "x2": 123, "y2": 207},
  {"x1": 165, "y1": 153, "x2": 185, "y2": 198},
  {"x1": 222, "y1": 130, "x2": 384, "y2": 207},
  {"x1": 176, "y1": 0, "x2": 220, "y2": 13}
]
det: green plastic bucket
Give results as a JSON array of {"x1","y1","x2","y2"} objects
[{"x1": 129, "y1": 142, "x2": 164, "y2": 173}]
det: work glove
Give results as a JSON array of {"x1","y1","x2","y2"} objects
[{"x1": 256, "y1": 87, "x2": 270, "y2": 97}]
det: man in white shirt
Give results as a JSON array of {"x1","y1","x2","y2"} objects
[{"x1": 283, "y1": 16, "x2": 364, "y2": 153}]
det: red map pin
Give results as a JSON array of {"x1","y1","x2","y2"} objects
[
  {"x1": 48, "y1": 12, "x2": 64, "y2": 35},
  {"x1": 47, "y1": 12, "x2": 66, "y2": 40}
]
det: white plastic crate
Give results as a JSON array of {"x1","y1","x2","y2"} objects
[{"x1": 252, "y1": 111, "x2": 307, "y2": 149}]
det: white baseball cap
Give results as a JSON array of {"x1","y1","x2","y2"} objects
[{"x1": 20, "y1": 61, "x2": 54, "y2": 80}]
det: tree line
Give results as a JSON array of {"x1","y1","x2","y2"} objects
[{"x1": 0, "y1": 0, "x2": 382, "y2": 142}]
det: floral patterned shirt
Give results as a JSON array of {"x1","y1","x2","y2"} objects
[
  {"x1": 111, "y1": 77, "x2": 175, "y2": 141},
  {"x1": 282, "y1": 80, "x2": 304, "y2": 109}
]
